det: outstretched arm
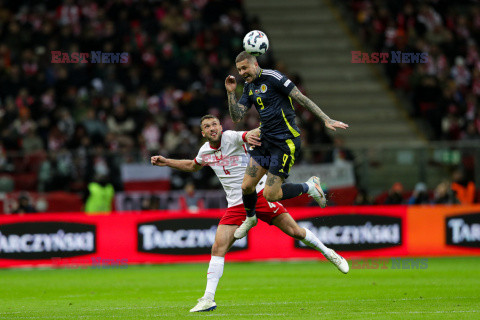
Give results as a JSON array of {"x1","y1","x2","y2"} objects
[
  {"x1": 225, "y1": 75, "x2": 248, "y2": 123},
  {"x1": 289, "y1": 86, "x2": 349, "y2": 131},
  {"x1": 151, "y1": 155, "x2": 202, "y2": 172}
]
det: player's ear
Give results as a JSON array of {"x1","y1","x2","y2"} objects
[{"x1": 201, "y1": 130, "x2": 205, "y2": 137}]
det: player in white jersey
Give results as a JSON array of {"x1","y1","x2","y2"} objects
[{"x1": 151, "y1": 115, "x2": 348, "y2": 313}]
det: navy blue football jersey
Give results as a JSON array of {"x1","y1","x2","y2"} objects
[{"x1": 238, "y1": 69, "x2": 299, "y2": 141}]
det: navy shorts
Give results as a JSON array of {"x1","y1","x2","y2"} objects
[{"x1": 248, "y1": 136, "x2": 301, "y2": 179}]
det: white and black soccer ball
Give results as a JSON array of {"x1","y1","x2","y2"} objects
[{"x1": 243, "y1": 30, "x2": 269, "y2": 56}]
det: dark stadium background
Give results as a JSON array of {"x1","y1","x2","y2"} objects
[{"x1": 0, "y1": 0, "x2": 479, "y2": 211}]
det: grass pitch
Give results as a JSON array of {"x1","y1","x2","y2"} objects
[{"x1": 0, "y1": 257, "x2": 479, "y2": 319}]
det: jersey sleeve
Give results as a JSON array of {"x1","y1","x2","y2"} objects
[
  {"x1": 271, "y1": 72, "x2": 296, "y2": 95},
  {"x1": 194, "y1": 146, "x2": 206, "y2": 165},
  {"x1": 238, "y1": 84, "x2": 252, "y2": 108},
  {"x1": 224, "y1": 130, "x2": 247, "y2": 146}
]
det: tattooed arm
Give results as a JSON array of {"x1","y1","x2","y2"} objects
[
  {"x1": 289, "y1": 86, "x2": 349, "y2": 131},
  {"x1": 227, "y1": 92, "x2": 248, "y2": 123},
  {"x1": 225, "y1": 75, "x2": 248, "y2": 123}
]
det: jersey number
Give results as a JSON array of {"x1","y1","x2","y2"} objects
[
  {"x1": 223, "y1": 166, "x2": 231, "y2": 175},
  {"x1": 278, "y1": 154, "x2": 289, "y2": 173},
  {"x1": 267, "y1": 201, "x2": 280, "y2": 213},
  {"x1": 256, "y1": 97, "x2": 265, "y2": 110}
]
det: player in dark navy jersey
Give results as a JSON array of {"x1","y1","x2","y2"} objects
[{"x1": 225, "y1": 51, "x2": 349, "y2": 239}]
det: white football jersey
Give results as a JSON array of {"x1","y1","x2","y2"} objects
[{"x1": 195, "y1": 130, "x2": 267, "y2": 207}]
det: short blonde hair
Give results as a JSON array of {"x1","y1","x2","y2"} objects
[{"x1": 235, "y1": 51, "x2": 257, "y2": 64}]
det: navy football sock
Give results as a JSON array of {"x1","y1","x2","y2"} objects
[
  {"x1": 242, "y1": 191, "x2": 257, "y2": 217},
  {"x1": 280, "y1": 183, "x2": 309, "y2": 200}
]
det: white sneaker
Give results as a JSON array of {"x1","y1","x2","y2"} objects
[
  {"x1": 234, "y1": 215, "x2": 257, "y2": 239},
  {"x1": 190, "y1": 297, "x2": 217, "y2": 312},
  {"x1": 326, "y1": 249, "x2": 349, "y2": 274},
  {"x1": 306, "y1": 176, "x2": 327, "y2": 208}
]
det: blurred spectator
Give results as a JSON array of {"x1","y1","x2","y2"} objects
[
  {"x1": 353, "y1": 188, "x2": 372, "y2": 205},
  {"x1": 84, "y1": 174, "x2": 115, "y2": 214},
  {"x1": 82, "y1": 108, "x2": 108, "y2": 141},
  {"x1": 22, "y1": 127, "x2": 44, "y2": 154},
  {"x1": 384, "y1": 182, "x2": 404, "y2": 205},
  {"x1": 450, "y1": 168, "x2": 476, "y2": 204},
  {"x1": 179, "y1": 181, "x2": 204, "y2": 212},
  {"x1": 324, "y1": 135, "x2": 355, "y2": 163},
  {"x1": 0, "y1": 142, "x2": 13, "y2": 172},
  {"x1": 432, "y1": 181, "x2": 459, "y2": 204},
  {"x1": 140, "y1": 195, "x2": 161, "y2": 211},
  {"x1": 141, "y1": 118, "x2": 161, "y2": 153},
  {"x1": 37, "y1": 153, "x2": 55, "y2": 192},
  {"x1": 37, "y1": 150, "x2": 73, "y2": 191},
  {"x1": 0, "y1": 176, "x2": 14, "y2": 192},
  {"x1": 106, "y1": 105, "x2": 135, "y2": 139},
  {"x1": 407, "y1": 182, "x2": 430, "y2": 205},
  {"x1": 12, "y1": 193, "x2": 36, "y2": 214}
]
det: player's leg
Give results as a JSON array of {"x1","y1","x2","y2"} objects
[
  {"x1": 271, "y1": 213, "x2": 349, "y2": 274},
  {"x1": 262, "y1": 137, "x2": 309, "y2": 202},
  {"x1": 263, "y1": 171, "x2": 312, "y2": 203},
  {"x1": 241, "y1": 156, "x2": 267, "y2": 217},
  {"x1": 235, "y1": 156, "x2": 267, "y2": 239},
  {"x1": 190, "y1": 224, "x2": 237, "y2": 312},
  {"x1": 263, "y1": 137, "x2": 326, "y2": 207}
]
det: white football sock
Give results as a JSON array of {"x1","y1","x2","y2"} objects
[
  {"x1": 301, "y1": 228, "x2": 329, "y2": 256},
  {"x1": 204, "y1": 256, "x2": 225, "y2": 301}
]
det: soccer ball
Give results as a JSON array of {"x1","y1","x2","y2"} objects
[{"x1": 243, "y1": 30, "x2": 269, "y2": 56}]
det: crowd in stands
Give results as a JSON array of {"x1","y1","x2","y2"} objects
[
  {"x1": 352, "y1": 167, "x2": 477, "y2": 206},
  {"x1": 1, "y1": 0, "x2": 479, "y2": 211},
  {"x1": 0, "y1": 0, "x2": 336, "y2": 195},
  {"x1": 346, "y1": 0, "x2": 479, "y2": 204},
  {"x1": 348, "y1": 0, "x2": 480, "y2": 141},
  {"x1": 0, "y1": 0, "x2": 279, "y2": 192}
]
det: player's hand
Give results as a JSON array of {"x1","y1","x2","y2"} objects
[
  {"x1": 324, "y1": 119, "x2": 349, "y2": 131},
  {"x1": 151, "y1": 155, "x2": 168, "y2": 166},
  {"x1": 225, "y1": 75, "x2": 237, "y2": 93},
  {"x1": 245, "y1": 128, "x2": 261, "y2": 147}
]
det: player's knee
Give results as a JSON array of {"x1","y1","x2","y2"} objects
[
  {"x1": 291, "y1": 226, "x2": 305, "y2": 240},
  {"x1": 241, "y1": 182, "x2": 256, "y2": 195},
  {"x1": 264, "y1": 189, "x2": 281, "y2": 202},
  {"x1": 282, "y1": 225, "x2": 302, "y2": 239},
  {"x1": 211, "y1": 241, "x2": 227, "y2": 257}
]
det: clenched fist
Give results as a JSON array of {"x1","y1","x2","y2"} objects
[{"x1": 151, "y1": 155, "x2": 168, "y2": 166}]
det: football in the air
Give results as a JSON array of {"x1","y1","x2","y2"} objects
[{"x1": 243, "y1": 30, "x2": 269, "y2": 56}]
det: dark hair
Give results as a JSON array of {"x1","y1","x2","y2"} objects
[
  {"x1": 235, "y1": 51, "x2": 257, "y2": 64},
  {"x1": 200, "y1": 114, "x2": 220, "y2": 127}
]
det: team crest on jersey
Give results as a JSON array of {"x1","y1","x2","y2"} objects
[
  {"x1": 260, "y1": 84, "x2": 267, "y2": 93},
  {"x1": 214, "y1": 150, "x2": 222, "y2": 160},
  {"x1": 255, "y1": 89, "x2": 260, "y2": 94}
]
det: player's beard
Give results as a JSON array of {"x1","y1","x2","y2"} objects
[
  {"x1": 207, "y1": 132, "x2": 222, "y2": 144},
  {"x1": 245, "y1": 67, "x2": 260, "y2": 83},
  {"x1": 244, "y1": 72, "x2": 256, "y2": 82}
]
